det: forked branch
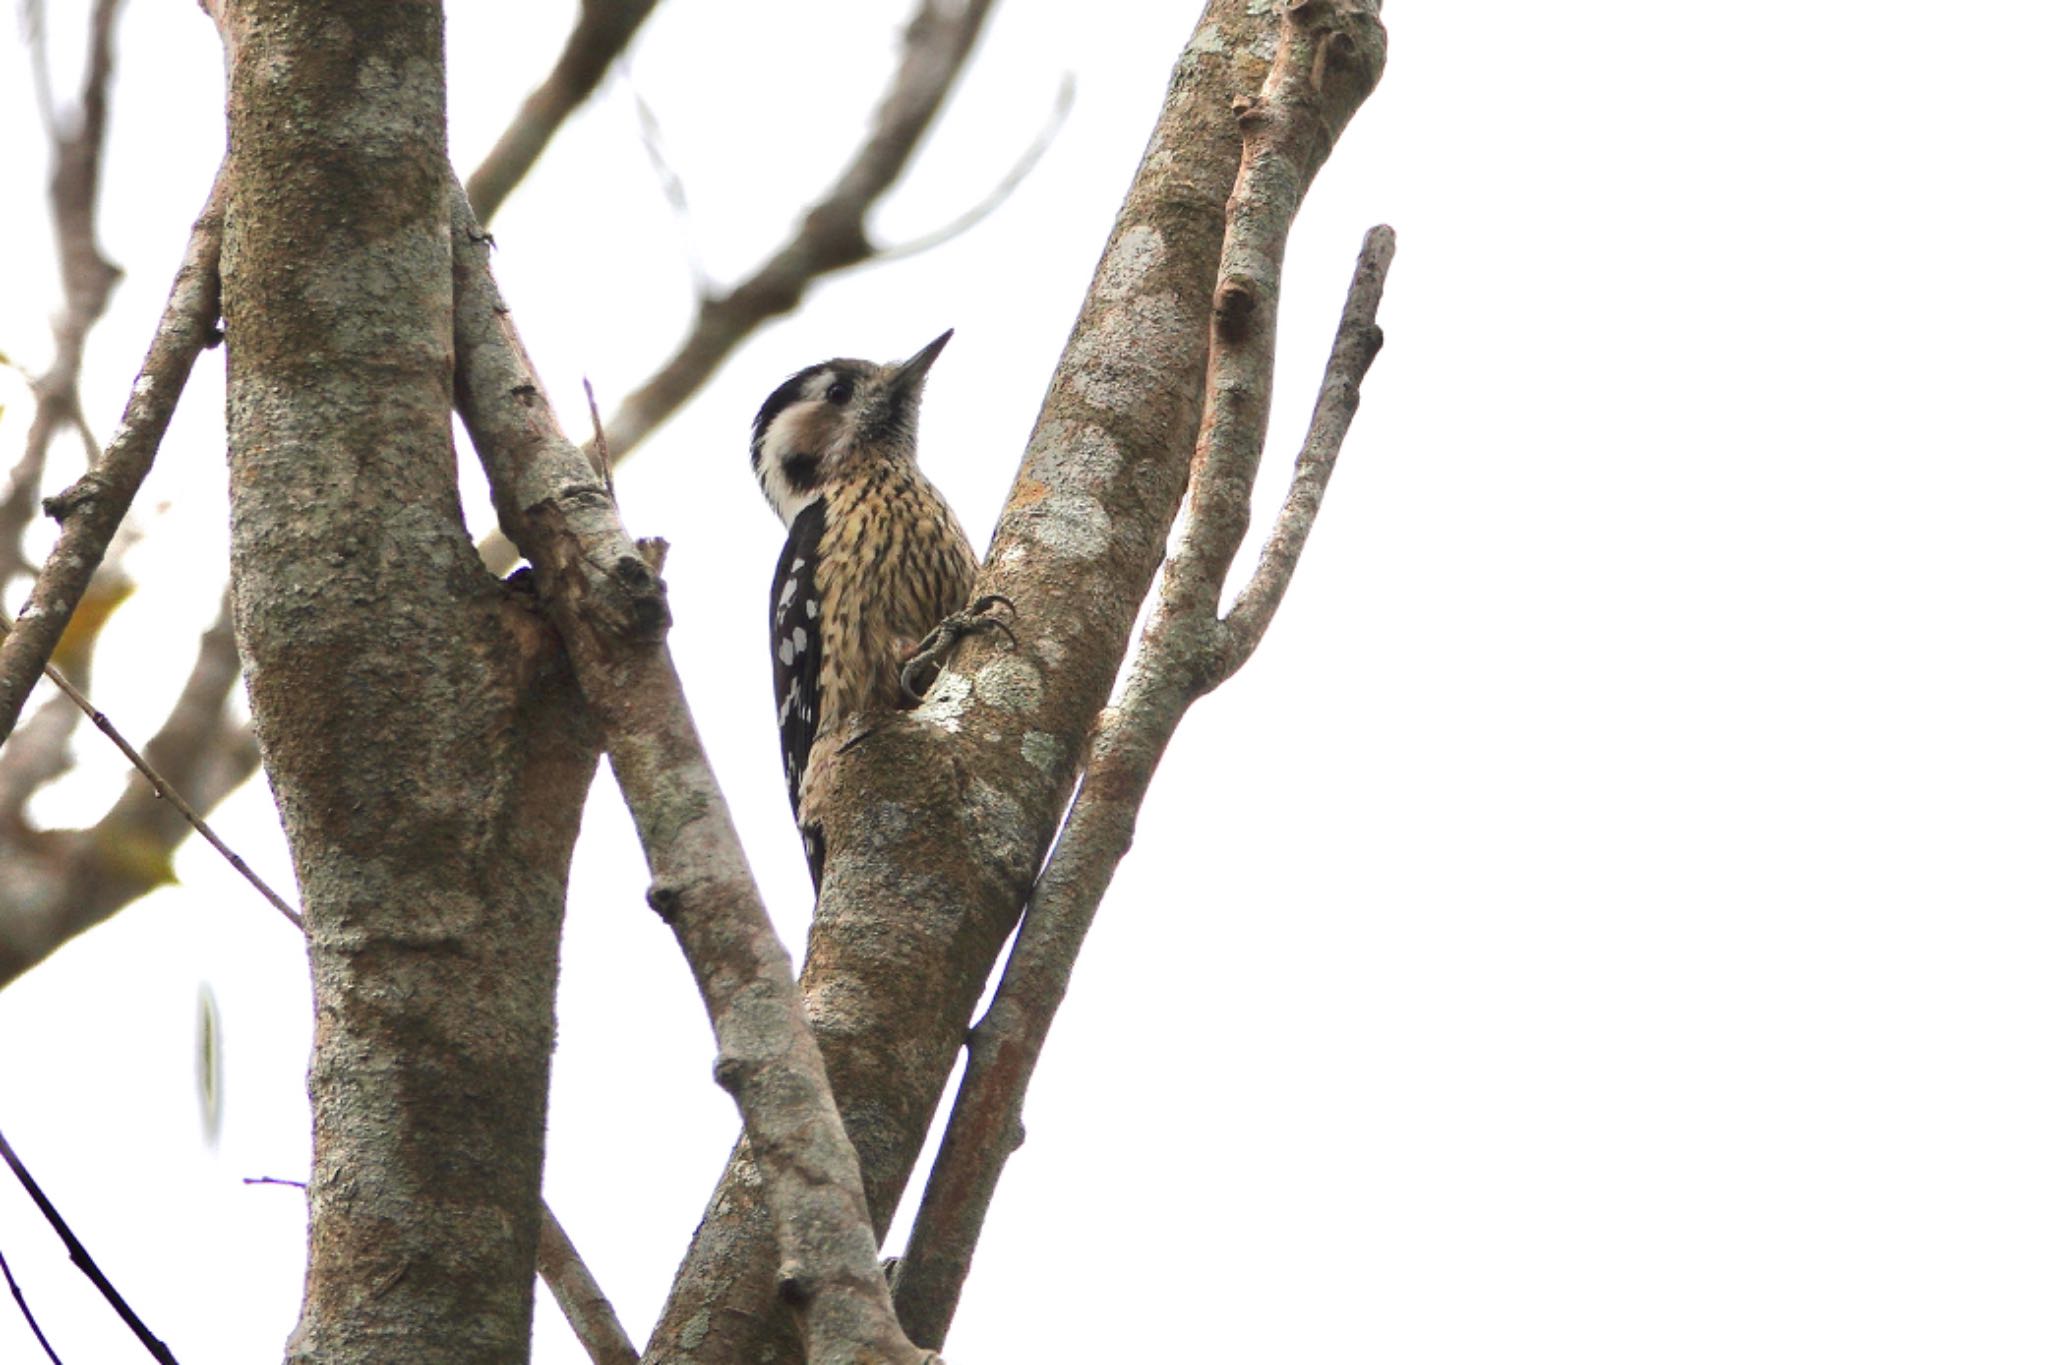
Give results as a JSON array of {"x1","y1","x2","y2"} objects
[
  {"x1": 892, "y1": 2, "x2": 1392, "y2": 1344},
  {"x1": 449, "y1": 182, "x2": 934, "y2": 1365}
]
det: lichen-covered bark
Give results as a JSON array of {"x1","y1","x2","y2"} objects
[
  {"x1": 644, "y1": 4, "x2": 1284, "y2": 1360},
  {"x1": 450, "y1": 184, "x2": 933, "y2": 1365},
  {"x1": 218, "y1": 2, "x2": 599, "y2": 1360}
]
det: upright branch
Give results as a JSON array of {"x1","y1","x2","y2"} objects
[
  {"x1": 0, "y1": 175, "x2": 223, "y2": 747},
  {"x1": 889, "y1": 2, "x2": 1391, "y2": 1344},
  {"x1": 643, "y1": 5, "x2": 1292, "y2": 1361},
  {"x1": 449, "y1": 186, "x2": 934, "y2": 1365},
  {"x1": 467, "y1": 0, "x2": 666, "y2": 224}
]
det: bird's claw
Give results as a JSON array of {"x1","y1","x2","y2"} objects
[{"x1": 902, "y1": 594, "x2": 1018, "y2": 699}]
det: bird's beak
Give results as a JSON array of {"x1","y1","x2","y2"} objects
[{"x1": 889, "y1": 328, "x2": 954, "y2": 396}]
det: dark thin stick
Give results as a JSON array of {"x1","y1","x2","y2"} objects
[
  {"x1": 0, "y1": 610, "x2": 303, "y2": 931},
  {"x1": 0, "y1": 1240, "x2": 65, "y2": 1365},
  {"x1": 0, "y1": 1127, "x2": 176, "y2": 1365},
  {"x1": 239, "y1": 1176, "x2": 307, "y2": 1189}
]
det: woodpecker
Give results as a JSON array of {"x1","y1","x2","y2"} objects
[{"x1": 752, "y1": 329, "x2": 1008, "y2": 886}]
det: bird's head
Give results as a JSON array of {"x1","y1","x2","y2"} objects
[{"x1": 750, "y1": 329, "x2": 952, "y2": 526}]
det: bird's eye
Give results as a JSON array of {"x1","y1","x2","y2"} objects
[{"x1": 825, "y1": 380, "x2": 853, "y2": 405}]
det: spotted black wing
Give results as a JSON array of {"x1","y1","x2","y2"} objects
[{"x1": 770, "y1": 500, "x2": 826, "y2": 881}]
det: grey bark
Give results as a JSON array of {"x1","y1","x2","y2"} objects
[
  {"x1": 450, "y1": 184, "x2": 933, "y2": 1365},
  {"x1": 217, "y1": 2, "x2": 601, "y2": 1360},
  {"x1": 644, "y1": 3, "x2": 1321, "y2": 1360}
]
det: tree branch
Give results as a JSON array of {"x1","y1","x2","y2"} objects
[
  {"x1": 0, "y1": 596, "x2": 273, "y2": 990},
  {"x1": 0, "y1": 1125, "x2": 176, "y2": 1364},
  {"x1": 889, "y1": 4, "x2": 1391, "y2": 1344},
  {"x1": 537, "y1": 1204, "x2": 639, "y2": 1365},
  {"x1": 2, "y1": 0, "x2": 127, "y2": 594},
  {"x1": 466, "y1": 0, "x2": 665, "y2": 225},
  {"x1": 0, "y1": 171, "x2": 223, "y2": 746},
  {"x1": 1219, "y1": 226, "x2": 1393, "y2": 676},
  {"x1": 0, "y1": 1238, "x2": 65, "y2": 1365},
  {"x1": 450, "y1": 182, "x2": 934, "y2": 1365},
  {"x1": 643, "y1": 5, "x2": 1295, "y2": 1360}
]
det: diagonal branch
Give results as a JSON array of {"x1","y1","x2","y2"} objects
[
  {"x1": 600, "y1": 0, "x2": 993, "y2": 461},
  {"x1": 890, "y1": 3, "x2": 1391, "y2": 1343},
  {"x1": 0, "y1": 171, "x2": 223, "y2": 747},
  {"x1": 538, "y1": 1204, "x2": 639, "y2": 1365},
  {"x1": 466, "y1": 0, "x2": 666, "y2": 225},
  {"x1": 0, "y1": 1236, "x2": 64, "y2": 1365},
  {"x1": 0, "y1": 596, "x2": 279, "y2": 988},
  {"x1": 0, "y1": 1125, "x2": 176, "y2": 1364},
  {"x1": 449, "y1": 181, "x2": 934, "y2": 1365}
]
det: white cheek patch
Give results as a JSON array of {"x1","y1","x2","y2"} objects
[{"x1": 759, "y1": 407, "x2": 826, "y2": 525}]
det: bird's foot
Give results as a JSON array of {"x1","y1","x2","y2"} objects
[{"x1": 902, "y1": 594, "x2": 1017, "y2": 699}]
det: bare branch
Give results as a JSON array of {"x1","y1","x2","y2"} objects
[
  {"x1": 450, "y1": 182, "x2": 934, "y2": 1365},
  {"x1": 891, "y1": 4, "x2": 1390, "y2": 1343},
  {"x1": 466, "y1": 0, "x2": 665, "y2": 225},
  {"x1": 0, "y1": 597, "x2": 288, "y2": 989},
  {"x1": 1220, "y1": 225, "x2": 1394, "y2": 675},
  {"x1": 34, "y1": 630, "x2": 300, "y2": 932},
  {"x1": 0, "y1": 1126, "x2": 177, "y2": 1364},
  {"x1": 645, "y1": 4, "x2": 1286, "y2": 1356},
  {"x1": 0, "y1": 1237, "x2": 64, "y2": 1365},
  {"x1": 0, "y1": 559, "x2": 133, "y2": 822},
  {"x1": 538, "y1": 1205, "x2": 639, "y2": 1365},
  {"x1": 870, "y1": 71, "x2": 1074, "y2": 264},
  {"x1": 603, "y1": 0, "x2": 991, "y2": 461},
  {"x1": 0, "y1": 171, "x2": 223, "y2": 746},
  {"x1": 2, "y1": 0, "x2": 126, "y2": 588}
]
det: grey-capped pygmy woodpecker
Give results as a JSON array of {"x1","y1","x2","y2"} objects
[{"x1": 751, "y1": 329, "x2": 1010, "y2": 887}]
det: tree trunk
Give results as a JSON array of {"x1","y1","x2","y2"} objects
[{"x1": 217, "y1": 2, "x2": 601, "y2": 1359}]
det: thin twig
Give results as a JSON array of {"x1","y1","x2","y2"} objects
[
  {"x1": 538, "y1": 1204, "x2": 639, "y2": 1365},
  {"x1": 891, "y1": 3, "x2": 1391, "y2": 1344},
  {"x1": 0, "y1": 607, "x2": 302, "y2": 931},
  {"x1": 1220, "y1": 226, "x2": 1394, "y2": 674},
  {"x1": 623, "y1": 70, "x2": 709, "y2": 298},
  {"x1": 582, "y1": 377, "x2": 614, "y2": 502},
  {"x1": 870, "y1": 71, "x2": 1075, "y2": 264},
  {"x1": 1, "y1": 0, "x2": 126, "y2": 589},
  {"x1": 0, "y1": 171, "x2": 224, "y2": 745},
  {"x1": 0, "y1": 1239, "x2": 65, "y2": 1365},
  {"x1": 0, "y1": 1126, "x2": 177, "y2": 1365},
  {"x1": 239, "y1": 1176, "x2": 306, "y2": 1189},
  {"x1": 449, "y1": 178, "x2": 933, "y2": 1365}
]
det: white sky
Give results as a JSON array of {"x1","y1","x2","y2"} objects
[{"x1": 2, "y1": 1, "x2": 2046, "y2": 1361}]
